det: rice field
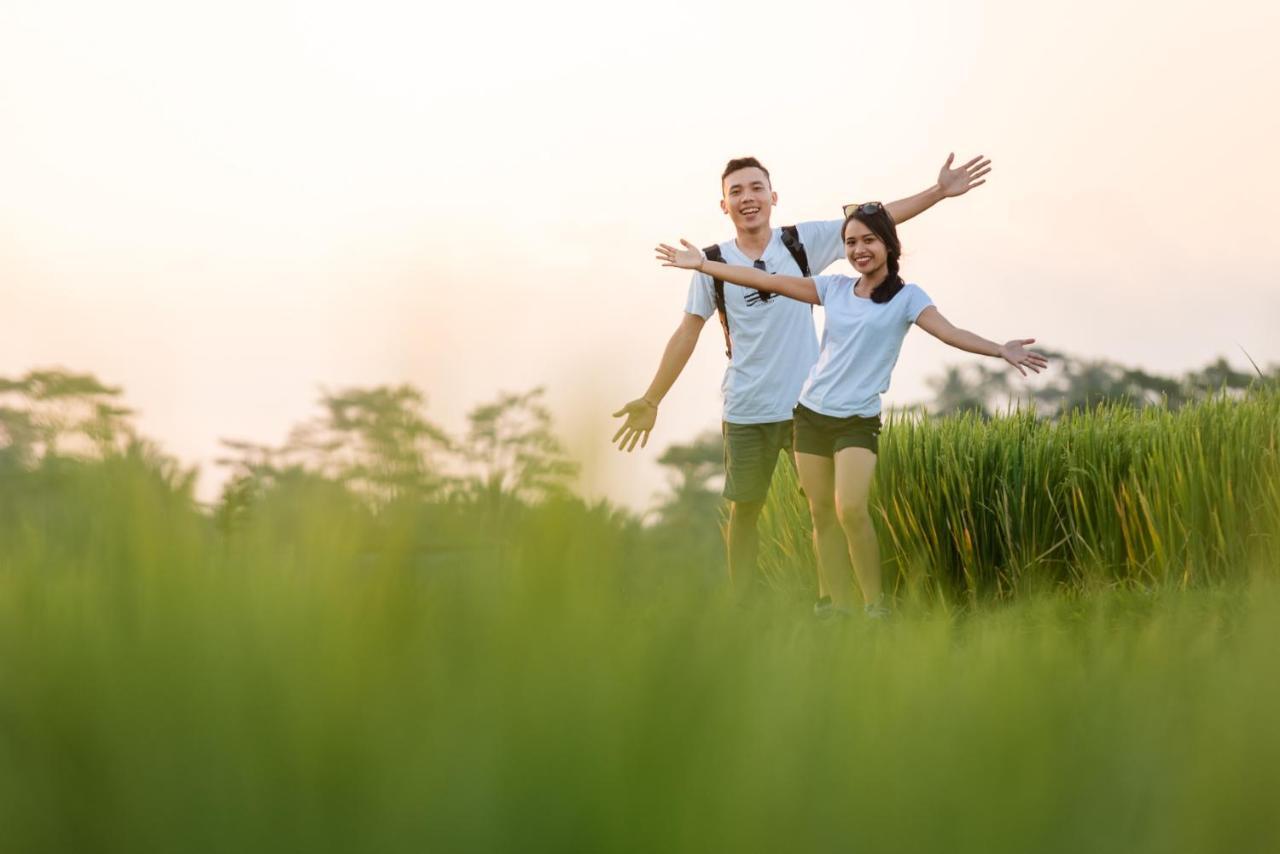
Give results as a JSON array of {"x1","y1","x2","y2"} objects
[
  {"x1": 1, "y1": 390, "x2": 1277, "y2": 852},
  {"x1": 758, "y1": 390, "x2": 1280, "y2": 599}
]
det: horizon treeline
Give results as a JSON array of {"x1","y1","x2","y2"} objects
[
  {"x1": 2, "y1": 354, "x2": 1277, "y2": 603},
  {"x1": 0, "y1": 368, "x2": 580, "y2": 506}
]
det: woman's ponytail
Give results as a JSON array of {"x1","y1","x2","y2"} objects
[{"x1": 870, "y1": 252, "x2": 905, "y2": 304}]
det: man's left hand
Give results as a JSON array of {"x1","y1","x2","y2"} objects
[{"x1": 937, "y1": 152, "x2": 993, "y2": 198}]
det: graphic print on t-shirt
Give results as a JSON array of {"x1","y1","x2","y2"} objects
[{"x1": 744, "y1": 260, "x2": 774, "y2": 306}]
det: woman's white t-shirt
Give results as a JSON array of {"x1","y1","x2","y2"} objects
[{"x1": 798, "y1": 275, "x2": 934, "y2": 418}]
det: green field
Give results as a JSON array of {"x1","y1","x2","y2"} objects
[{"x1": 2, "y1": 391, "x2": 1278, "y2": 852}]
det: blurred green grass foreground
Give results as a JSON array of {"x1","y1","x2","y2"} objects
[{"x1": 1, "y1": 374, "x2": 1278, "y2": 852}]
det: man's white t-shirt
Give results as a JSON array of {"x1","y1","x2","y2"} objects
[
  {"x1": 684, "y1": 220, "x2": 844, "y2": 425},
  {"x1": 799, "y1": 276, "x2": 934, "y2": 418}
]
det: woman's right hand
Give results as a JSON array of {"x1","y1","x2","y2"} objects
[{"x1": 655, "y1": 240, "x2": 705, "y2": 271}]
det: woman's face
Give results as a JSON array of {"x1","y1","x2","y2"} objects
[{"x1": 844, "y1": 219, "x2": 887, "y2": 276}]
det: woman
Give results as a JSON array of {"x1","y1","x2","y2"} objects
[{"x1": 656, "y1": 203, "x2": 1047, "y2": 618}]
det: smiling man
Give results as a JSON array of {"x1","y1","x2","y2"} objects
[{"x1": 613, "y1": 154, "x2": 991, "y2": 599}]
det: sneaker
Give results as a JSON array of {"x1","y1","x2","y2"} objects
[
  {"x1": 813, "y1": 595, "x2": 834, "y2": 618},
  {"x1": 864, "y1": 594, "x2": 892, "y2": 621}
]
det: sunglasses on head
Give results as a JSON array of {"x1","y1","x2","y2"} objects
[{"x1": 843, "y1": 201, "x2": 885, "y2": 219}]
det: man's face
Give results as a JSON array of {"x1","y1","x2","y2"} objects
[{"x1": 720, "y1": 167, "x2": 777, "y2": 231}]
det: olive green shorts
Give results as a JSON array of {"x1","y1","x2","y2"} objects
[
  {"x1": 721, "y1": 419, "x2": 794, "y2": 504},
  {"x1": 793, "y1": 403, "x2": 882, "y2": 458}
]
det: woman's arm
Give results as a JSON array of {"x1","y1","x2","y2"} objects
[
  {"x1": 655, "y1": 240, "x2": 820, "y2": 305},
  {"x1": 914, "y1": 306, "x2": 1049, "y2": 376}
]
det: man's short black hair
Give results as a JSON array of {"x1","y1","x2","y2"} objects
[{"x1": 721, "y1": 157, "x2": 771, "y2": 189}]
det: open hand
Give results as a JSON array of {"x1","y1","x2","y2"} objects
[
  {"x1": 937, "y1": 153, "x2": 993, "y2": 198},
  {"x1": 655, "y1": 240, "x2": 704, "y2": 270},
  {"x1": 999, "y1": 339, "x2": 1049, "y2": 377},
  {"x1": 611, "y1": 398, "x2": 658, "y2": 452}
]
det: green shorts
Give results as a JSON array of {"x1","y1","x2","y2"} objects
[
  {"x1": 793, "y1": 403, "x2": 881, "y2": 457},
  {"x1": 722, "y1": 419, "x2": 794, "y2": 504}
]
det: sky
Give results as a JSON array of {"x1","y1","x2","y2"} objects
[{"x1": 3, "y1": 0, "x2": 1279, "y2": 511}]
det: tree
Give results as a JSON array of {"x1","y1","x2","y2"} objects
[
  {"x1": 922, "y1": 352, "x2": 1277, "y2": 419},
  {"x1": 927, "y1": 364, "x2": 1007, "y2": 418},
  {"x1": 213, "y1": 438, "x2": 301, "y2": 534},
  {"x1": 284, "y1": 385, "x2": 452, "y2": 505},
  {"x1": 653, "y1": 429, "x2": 723, "y2": 525},
  {"x1": 1183, "y1": 357, "x2": 1255, "y2": 398},
  {"x1": 0, "y1": 368, "x2": 136, "y2": 461},
  {"x1": 0, "y1": 406, "x2": 37, "y2": 468},
  {"x1": 458, "y1": 387, "x2": 578, "y2": 506}
]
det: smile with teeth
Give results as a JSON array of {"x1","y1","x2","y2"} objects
[
  {"x1": 854, "y1": 255, "x2": 873, "y2": 264},
  {"x1": 740, "y1": 206, "x2": 760, "y2": 215}
]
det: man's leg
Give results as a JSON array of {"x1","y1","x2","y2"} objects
[
  {"x1": 721, "y1": 420, "x2": 790, "y2": 599},
  {"x1": 796, "y1": 452, "x2": 854, "y2": 609},
  {"x1": 727, "y1": 499, "x2": 765, "y2": 597}
]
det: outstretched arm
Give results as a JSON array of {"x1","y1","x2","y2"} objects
[
  {"x1": 882, "y1": 153, "x2": 992, "y2": 225},
  {"x1": 914, "y1": 306, "x2": 1049, "y2": 377},
  {"x1": 612, "y1": 312, "x2": 707, "y2": 453},
  {"x1": 655, "y1": 240, "x2": 820, "y2": 305}
]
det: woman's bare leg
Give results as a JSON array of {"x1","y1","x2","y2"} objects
[
  {"x1": 787, "y1": 451, "x2": 827, "y2": 600},
  {"x1": 795, "y1": 452, "x2": 854, "y2": 609},
  {"x1": 833, "y1": 447, "x2": 881, "y2": 606}
]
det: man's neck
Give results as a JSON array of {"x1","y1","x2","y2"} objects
[{"x1": 733, "y1": 222, "x2": 773, "y2": 260}]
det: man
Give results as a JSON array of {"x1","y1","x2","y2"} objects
[{"x1": 613, "y1": 154, "x2": 991, "y2": 596}]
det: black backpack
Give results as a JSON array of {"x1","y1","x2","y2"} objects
[{"x1": 703, "y1": 225, "x2": 811, "y2": 359}]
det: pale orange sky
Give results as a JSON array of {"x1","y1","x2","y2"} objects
[{"x1": 3, "y1": 0, "x2": 1279, "y2": 511}]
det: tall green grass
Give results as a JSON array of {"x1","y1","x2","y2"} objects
[
  {"x1": 758, "y1": 390, "x2": 1280, "y2": 601},
  {"x1": 1, "y1": 392, "x2": 1278, "y2": 851}
]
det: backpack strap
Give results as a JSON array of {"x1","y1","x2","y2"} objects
[
  {"x1": 704, "y1": 227, "x2": 811, "y2": 360},
  {"x1": 703, "y1": 244, "x2": 732, "y2": 358},
  {"x1": 781, "y1": 225, "x2": 815, "y2": 320},
  {"x1": 780, "y1": 225, "x2": 811, "y2": 276}
]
